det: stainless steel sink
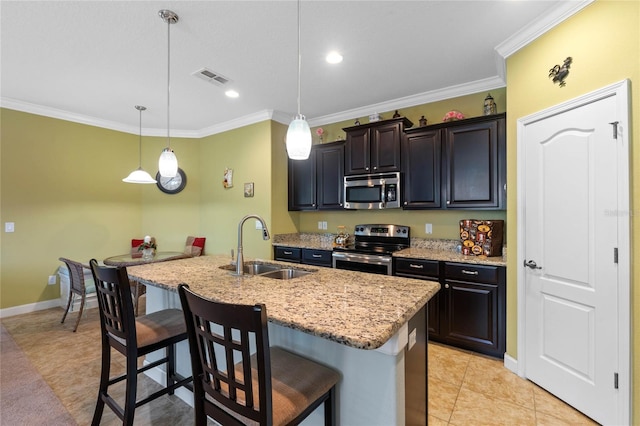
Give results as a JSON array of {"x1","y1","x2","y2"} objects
[
  {"x1": 219, "y1": 262, "x2": 312, "y2": 279},
  {"x1": 258, "y1": 269, "x2": 311, "y2": 280},
  {"x1": 219, "y1": 261, "x2": 282, "y2": 275}
]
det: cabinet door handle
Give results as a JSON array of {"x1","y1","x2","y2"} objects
[
  {"x1": 446, "y1": 200, "x2": 450, "y2": 205},
  {"x1": 445, "y1": 283, "x2": 450, "y2": 289},
  {"x1": 284, "y1": 251, "x2": 292, "y2": 255},
  {"x1": 312, "y1": 254, "x2": 322, "y2": 258},
  {"x1": 461, "y1": 269, "x2": 479, "y2": 275},
  {"x1": 409, "y1": 264, "x2": 424, "y2": 269}
]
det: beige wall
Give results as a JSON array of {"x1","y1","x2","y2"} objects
[{"x1": 506, "y1": 0, "x2": 639, "y2": 420}]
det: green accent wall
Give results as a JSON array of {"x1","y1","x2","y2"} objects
[{"x1": 506, "y1": 0, "x2": 639, "y2": 420}]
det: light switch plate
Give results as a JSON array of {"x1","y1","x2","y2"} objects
[
  {"x1": 48, "y1": 275, "x2": 57, "y2": 285},
  {"x1": 318, "y1": 221, "x2": 323, "y2": 230},
  {"x1": 5, "y1": 222, "x2": 15, "y2": 233},
  {"x1": 425, "y1": 223, "x2": 433, "y2": 234},
  {"x1": 255, "y1": 220, "x2": 263, "y2": 229}
]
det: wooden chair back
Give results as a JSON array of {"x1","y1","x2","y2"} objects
[
  {"x1": 89, "y1": 259, "x2": 137, "y2": 351},
  {"x1": 178, "y1": 284, "x2": 272, "y2": 425}
]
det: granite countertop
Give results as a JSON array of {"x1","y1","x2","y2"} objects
[
  {"x1": 394, "y1": 248, "x2": 506, "y2": 267},
  {"x1": 273, "y1": 233, "x2": 507, "y2": 267},
  {"x1": 127, "y1": 254, "x2": 439, "y2": 350},
  {"x1": 272, "y1": 233, "x2": 336, "y2": 250}
]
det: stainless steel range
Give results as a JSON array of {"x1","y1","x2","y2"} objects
[{"x1": 332, "y1": 224, "x2": 410, "y2": 275}]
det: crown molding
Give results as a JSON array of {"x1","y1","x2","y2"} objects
[
  {"x1": 308, "y1": 76, "x2": 506, "y2": 127},
  {"x1": 495, "y1": 0, "x2": 594, "y2": 60}
]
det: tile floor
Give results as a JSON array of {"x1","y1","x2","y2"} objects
[{"x1": 1, "y1": 301, "x2": 598, "y2": 425}]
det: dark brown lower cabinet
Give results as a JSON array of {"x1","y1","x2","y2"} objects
[
  {"x1": 274, "y1": 246, "x2": 332, "y2": 267},
  {"x1": 394, "y1": 258, "x2": 506, "y2": 358}
]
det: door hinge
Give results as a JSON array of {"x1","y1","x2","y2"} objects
[
  {"x1": 609, "y1": 121, "x2": 619, "y2": 139},
  {"x1": 614, "y1": 372, "x2": 619, "y2": 389},
  {"x1": 614, "y1": 247, "x2": 618, "y2": 264}
]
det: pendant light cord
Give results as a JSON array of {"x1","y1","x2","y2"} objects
[
  {"x1": 138, "y1": 107, "x2": 143, "y2": 167},
  {"x1": 166, "y1": 16, "x2": 171, "y2": 150},
  {"x1": 296, "y1": 0, "x2": 301, "y2": 116}
]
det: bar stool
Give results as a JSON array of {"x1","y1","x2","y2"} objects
[
  {"x1": 89, "y1": 259, "x2": 192, "y2": 426},
  {"x1": 178, "y1": 284, "x2": 341, "y2": 425}
]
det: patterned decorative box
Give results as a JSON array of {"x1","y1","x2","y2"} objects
[{"x1": 459, "y1": 220, "x2": 504, "y2": 257}]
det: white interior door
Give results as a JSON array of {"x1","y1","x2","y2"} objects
[{"x1": 517, "y1": 81, "x2": 630, "y2": 425}]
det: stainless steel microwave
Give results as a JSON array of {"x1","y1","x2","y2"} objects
[{"x1": 344, "y1": 172, "x2": 401, "y2": 209}]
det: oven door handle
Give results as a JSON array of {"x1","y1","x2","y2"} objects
[{"x1": 332, "y1": 251, "x2": 392, "y2": 265}]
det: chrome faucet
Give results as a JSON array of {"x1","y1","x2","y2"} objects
[{"x1": 236, "y1": 214, "x2": 270, "y2": 276}]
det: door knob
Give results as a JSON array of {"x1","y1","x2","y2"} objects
[{"x1": 523, "y1": 260, "x2": 542, "y2": 269}]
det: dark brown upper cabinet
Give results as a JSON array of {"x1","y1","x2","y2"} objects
[
  {"x1": 343, "y1": 117, "x2": 413, "y2": 175},
  {"x1": 288, "y1": 141, "x2": 345, "y2": 211},
  {"x1": 443, "y1": 114, "x2": 506, "y2": 209},
  {"x1": 401, "y1": 128, "x2": 442, "y2": 209},
  {"x1": 402, "y1": 113, "x2": 506, "y2": 210}
]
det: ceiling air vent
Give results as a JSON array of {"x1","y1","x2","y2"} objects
[{"x1": 192, "y1": 68, "x2": 231, "y2": 86}]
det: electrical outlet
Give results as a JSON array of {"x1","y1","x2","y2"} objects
[
  {"x1": 318, "y1": 221, "x2": 323, "y2": 230},
  {"x1": 322, "y1": 221, "x2": 328, "y2": 230},
  {"x1": 5, "y1": 222, "x2": 15, "y2": 233},
  {"x1": 48, "y1": 275, "x2": 57, "y2": 285},
  {"x1": 408, "y1": 328, "x2": 417, "y2": 350},
  {"x1": 255, "y1": 220, "x2": 262, "y2": 230},
  {"x1": 425, "y1": 223, "x2": 433, "y2": 234}
]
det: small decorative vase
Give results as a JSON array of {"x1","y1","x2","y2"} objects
[{"x1": 142, "y1": 248, "x2": 155, "y2": 260}]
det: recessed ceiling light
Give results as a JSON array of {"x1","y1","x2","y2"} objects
[
  {"x1": 225, "y1": 90, "x2": 239, "y2": 98},
  {"x1": 326, "y1": 51, "x2": 343, "y2": 64}
]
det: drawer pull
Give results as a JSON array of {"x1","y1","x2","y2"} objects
[
  {"x1": 284, "y1": 251, "x2": 293, "y2": 255},
  {"x1": 462, "y1": 269, "x2": 479, "y2": 275},
  {"x1": 445, "y1": 284, "x2": 450, "y2": 289},
  {"x1": 312, "y1": 254, "x2": 322, "y2": 258},
  {"x1": 409, "y1": 264, "x2": 424, "y2": 269}
]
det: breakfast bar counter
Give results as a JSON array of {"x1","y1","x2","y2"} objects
[
  {"x1": 127, "y1": 254, "x2": 439, "y2": 425},
  {"x1": 127, "y1": 254, "x2": 438, "y2": 350}
]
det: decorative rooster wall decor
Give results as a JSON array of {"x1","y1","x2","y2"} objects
[{"x1": 549, "y1": 57, "x2": 572, "y2": 87}]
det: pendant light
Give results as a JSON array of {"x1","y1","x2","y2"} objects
[
  {"x1": 158, "y1": 9, "x2": 179, "y2": 178},
  {"x1": 123, "y1": 106, "x2": 157, "y2": 184},
  {"x1": 285, "y1": 0, "x2": 312, "y2": 160}
]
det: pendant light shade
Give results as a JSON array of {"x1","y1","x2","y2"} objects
[
  {"x1": 123, "y1": 105, "x2": 157, "y2": 184},
  {"x1": 286, "y1": 0, "x2": 312, "y2": 160},
  {"x1": 286, "y1": 114, "x2": 312, "y2": 160},
  {"x1": 158, "y1": 147, "x2": 178, "y2": 177},
  {"x1": 158, "y1": 9, "x2": 179, "y2": 178}
]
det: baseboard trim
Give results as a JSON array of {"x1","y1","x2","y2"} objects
[
  {"x1": 0, "y1": 299, "x2": 62, "y2": 318},
  {"x1": 503, "y1": 353, "x2": 521, "y2": 376}
]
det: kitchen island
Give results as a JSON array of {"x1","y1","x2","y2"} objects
[{"x1": 127, "y1": 254, "x2": 439, "y2": 425}]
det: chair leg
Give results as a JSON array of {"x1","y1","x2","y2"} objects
[
  {"x1": 324, "y1": 386, "x2": 336, "y2": 426},
  {"x1": 167, "y1": 344, "x2": 176, "y2": 395},
  {"x1": 61, "y1": 291, "x2": 73, "y2": 324},
  {"x1": 73, "y1": 293, "x2": 85, "y2": 332},
  {"x1": 91, "y1": 340, "x2": 111, "y2": 426},
  {"x1": 122, "y1": 348, "x2": 138, "y2": 426}
]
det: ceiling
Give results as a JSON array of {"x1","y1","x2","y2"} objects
[{"x1": 1, "y1": 1, "x2": 586, "y2": 137}]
